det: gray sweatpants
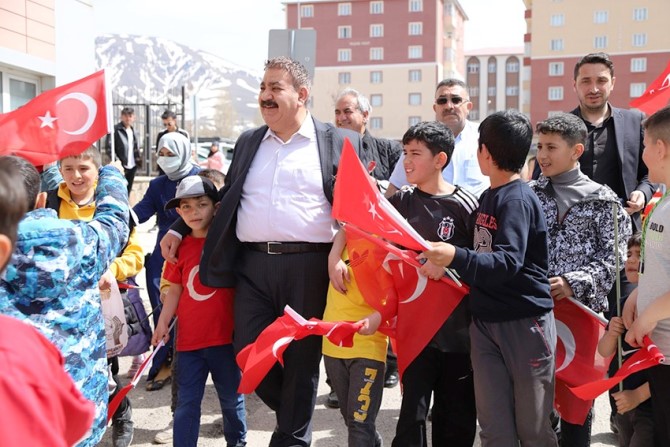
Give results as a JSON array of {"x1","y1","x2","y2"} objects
[
  {"x1": 324, "y1": 355, "x2": 385, "y2": 447},
  {"x1": 470, "y1": 311, "x2": 558, "y2": 447}
]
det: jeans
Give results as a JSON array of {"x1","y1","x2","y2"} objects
[{"x1": 173, "y1": 344, "x2": 246, "y2": 447}]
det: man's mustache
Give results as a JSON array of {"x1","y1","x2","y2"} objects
[{"x1": 261, "y1": 100, "x2": 278, "y2": 108}]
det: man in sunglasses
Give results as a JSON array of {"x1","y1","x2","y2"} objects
[{"x1": 386, "y1": 78, "x2": 489, "y2": 198}]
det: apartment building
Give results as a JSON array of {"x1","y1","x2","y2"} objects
[
  {"x1": 524, "y1": 0, "x2": 670, "y2": 124},
  {"x1": 0, "y1": 0, "x2": 96, "y2": 113},
  {"x1": 284, "y1": 0, "x2": 468, "y2": 140},
  {"x1": 465, "y1": 47, "x2": 524, "y2": 122}
]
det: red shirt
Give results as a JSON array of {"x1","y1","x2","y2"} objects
[
  {"x1": 0, "y1": 315, "x2": 94, "y2": 447},
  {"x1": 163, "y1": 236, "x2": 234, "y2": 351}
]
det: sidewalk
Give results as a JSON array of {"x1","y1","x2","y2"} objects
[{"x1": 100, "y1": 217, "x2": 619, "y2": 446}]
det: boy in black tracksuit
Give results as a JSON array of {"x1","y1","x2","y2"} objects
[{"x1": 421, "y1": 111, "x2": 558, "y2": 446}]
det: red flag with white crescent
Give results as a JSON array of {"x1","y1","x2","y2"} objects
[
  {"x1": 569, "y1": 336, "x2": 665, "y2": 400},
  {"x1": 629, "y1": 60, "x2": 670, "y2": 116},
  {"x1": 344, "y1": 225, "x2": 468, "y2": 377},
  {"x1": 0, "y1": 70, "x2": 108, "y2": 166},
  {"x1": 553, "y1": 298, "x2": 613, "y2": 424},
  {"x1": 333, "y1": 138, "x2": 431, "y2": 251},
  {"x1": 236, "y1": 306, "x2": 362, "y2": 394}
]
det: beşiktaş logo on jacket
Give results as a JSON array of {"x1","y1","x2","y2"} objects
[{"x1": 437, "y1": 216, "x2": 455, "y2": 241}]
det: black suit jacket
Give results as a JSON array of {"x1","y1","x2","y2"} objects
[
  {"x1": 107, "y1": 122, "x2": 140, "y2": 168},
  {"x1": 199, "y1": 117, "x2": 363, "y2": 287}
]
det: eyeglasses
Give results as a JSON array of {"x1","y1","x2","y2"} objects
[{"x1": 435, "y1": 96, "x2": 468, "y2": 106}]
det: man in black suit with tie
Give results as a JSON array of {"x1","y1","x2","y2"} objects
[
  {"x1": 161, "y1": 57, "x2": 363, "y2": 447},
  {"x1": 107, "y1": 107, "x2": 141, "y2": 193}
]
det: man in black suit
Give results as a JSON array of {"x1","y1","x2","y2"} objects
[
  {"x1": 161, "y1": 57, "x2": 363, "y2": 447},
  {"x1": 107, "y1": 107, "x2": 141, "y2": 192}
]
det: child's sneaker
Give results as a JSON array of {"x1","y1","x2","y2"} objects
[{"x1": 126, "y1": 353, "x2": 146, "y2": 378}]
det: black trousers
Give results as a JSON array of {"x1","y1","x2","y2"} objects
[
  {"x1": 234, "y1": 248, "x2": 330, "y2": 447},
  {"x1": 392, "y1": 348, "x2": 476, "y2": 447},
  {"x1": 648, "y1": 364, "x2": 670, "y2": 446},
  {"x1": 124, "y1": 166, "x2": 137, "y2": 193}
]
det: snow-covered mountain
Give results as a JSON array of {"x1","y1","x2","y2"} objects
[{"x1": 95, "y1": 34, "x2": 263, "y2": 135}]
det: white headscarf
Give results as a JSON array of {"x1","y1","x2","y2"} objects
[{"x1": 156, "y1": 132, "x2": 196, "y2": 181}]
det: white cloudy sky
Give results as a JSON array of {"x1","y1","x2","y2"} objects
[{"x1": 94, "y1": 0, "x2": 526, "y2": 71}]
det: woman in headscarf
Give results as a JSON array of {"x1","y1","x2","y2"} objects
[
  {"x1": 199, "y1": 141, "x2": 227, "y2": 174},
  {"x1": 133, "y1": 132, "x2": 200, "y2": 391}
]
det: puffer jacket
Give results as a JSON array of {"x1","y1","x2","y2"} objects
[
  {"x1": 0, "y1": 166, "x2": 129, "y2": 447},
  {"x1": 530, "y1": 175, "x2": 631, "y2": 313}
]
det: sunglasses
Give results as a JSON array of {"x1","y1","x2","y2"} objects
[{"x1": 435, "y1": 96, "x2": 468, "y2": 106}]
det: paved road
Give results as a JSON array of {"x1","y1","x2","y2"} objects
[{"x1": 100, "y1": 217, "x2": 619, "y2": 446}]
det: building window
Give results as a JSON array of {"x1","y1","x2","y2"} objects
[
  {"x1": 548, "y1": 86, "x2": 564, "y2": 101},
  {"x1": 469, "y1": 110, "x2": 479, "y2": 120},
  {"x1": 506, "y1": 86, "x2": 519, "y2": 96},
  {"x1": 370, "y1": 47, "x2": 384, "y2": 61},
  {"x1": 409, "y1": 93, "x2": 422, "y2": 106},
  {"x1": 409, "y1": 0, "x2": 423, "y2": 12},
  {"x1": 370, "y1": 24, "x2": 384, "y2": 37},
  {"x1": 488, "y1": 62, "x2": 496, "y2": 73},
  {"x1": 467, "y1": 62, "x2": 480, "y2": 73},
  {"x1": 550, "y1": 14, "x2": 564, "y2": 27},
  {"x1": 408, "y1": 69, "x2": 422, "y2": 82},
  {"x1": 632, "y1": 33, "x2": 647, "y2": 47},
  {"x1": 370, "y1": 117, "x2": 383, "y2": 130},
  {"x1": 506, "y1": 61, "x2": 519, "y2": 73},
  {"x1": 7, "y1": 77, "x2": 37, "y2": 112},
  {"x1": 370, "y1": 71, "x2": 383, "y2": 84},
  {"x1": 301, "y1": 4, "x2": 314, "y2": 17},
  {"x1": 468, "y1": 87, "x2": 479, "y2": 97},
  {"x1": 630, "y1": 83, "x2": 647, "y2": 98},
  {"x1": 338, "y1": 2, "x2": 351, "y2": 15},
  {"x1": 408, "y1": 22, "x2": 423, "y2": 35},
  {"x1": 633, "y1": 7, "x2": 648, "y2": 21},
  {"x1": 338, "y1": 26, "x2": 351, "y2": 39},
  {"x1": 550, "y1": 39, "x2": 564, "y2": 51},
  {"x1": 338, "y1": 72, "x2": 351, "y2": 84},
  {"x1": 487, "y1": 86, "x2": 496, "y2": 96},
  {"x1": 370, "y1": 94, "x2": 383, "y2": 107},
  {"x1": 593, "y1": 10, "x2": 608, "y2": 24},
  {"x1": 408, "y1": 116, "x2": 421, "y2": 127},
  {"x1": 549, "y1": 62, "x2": 564, "y2": 76},
  {"x1": 408, "y1": 45, "x2": 423, "y2": 59},
  {"x1": 631, "y1": 58, "x2": 647, "y2": 73},
  {"x1": 370, "y1": 1, "x2": 384, "y2": 14},
  {"x1": 594, "y1": 35, "x2": 608, "y2": 49},
  {"x1": 338, "y1": 49, "x2": 352, "y2": 62}
]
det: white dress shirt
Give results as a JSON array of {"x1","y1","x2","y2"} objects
[
  {"x1": 389, "y1": 120, "x2": 489, "y2": 198},
  {"x1": 124, "y1": 126, "x2": 135, "y2": 169},
  {"x1": 236, "y1": 115, "x2": 338, "y2": 243}
]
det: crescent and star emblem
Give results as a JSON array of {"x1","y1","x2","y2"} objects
[
  {"x1": 37, "y1": 92, "x2": 98, "y2": 135},
  {"x1": 555, "y1": 319, "x2": 576, "y2": 373},
  {"x1": 187, "y1": 265, "x2": 215, "y2": 301}
]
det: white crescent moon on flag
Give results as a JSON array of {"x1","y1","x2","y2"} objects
[
  {"x1": 186, "y1": 266, "x2": 215, "y2": 301},
  {"x1": 56, "y1": 92, "x2": 97, "y2": 135},
  {"x1": 399, "y1": 264, "x2": 428, "y2": 304},
  {"x1": 555, "y1": 319, "x2": 576, "y2": 373},
  {"x1": 272, "y1": 336, "x2": 294, "y2": 358}
]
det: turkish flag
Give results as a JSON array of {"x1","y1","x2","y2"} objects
[
  {"x1": 0, "y1": 70, "x2": 109, "y2": 166},
  {"x1": 236, "y1": 306, "x2": 361, "y2": 394},
  {"x1": 570, "y1": 336, "x2": 665, "y2": 400},
  {"x1": 345, "y1": 225, "x2": 468, "y2": 377},
  {"x1": 553, "y1": 298, "x2": 613, "y2": 424},
  {"x1": 629, "y1": 60, "x2": 670, "y2": 116},
  {"x1": 333, "y1": 138, "x2": 430, "y2": 251}
]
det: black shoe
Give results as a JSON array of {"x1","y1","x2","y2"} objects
[
  {"x1": 111, "y1": 403, "x2": 134, "y2": 447},
  {"x1": 384, "y1": 371, "x2": 399, "y2": 388},
  {"x1": 325, "y1": 389, "x2": 340, "y2": 409}
]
